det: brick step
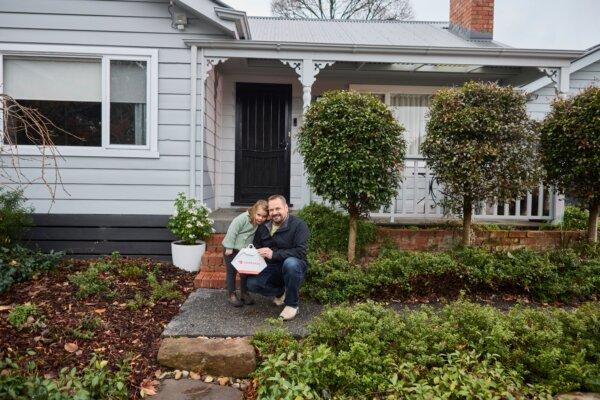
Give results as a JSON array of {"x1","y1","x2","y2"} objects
[
  {"x1": 206, "y1": 234, "x2": 225, "y2": 246},
  {"x1": 193, "y1": 271, "x2": 233, "y2": 289}
]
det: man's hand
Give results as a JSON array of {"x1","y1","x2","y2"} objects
[
  {"x1": 257, "y1": 247, "x2": 273, "y2": 259},
  {"x1": 224, "y1": 248, "x2": 233, "y2": 256}
]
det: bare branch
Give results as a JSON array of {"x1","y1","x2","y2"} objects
[
  {"x1": 272, "y1": 0, "x2": 414, "y2": 20},
  {"x1": 1, "y1": 93, "x2": 72, "y2": 203}
]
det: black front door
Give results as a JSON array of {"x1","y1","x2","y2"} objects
[{"x1": 234, "y1": 83, "x2": 292, "y2": 205}]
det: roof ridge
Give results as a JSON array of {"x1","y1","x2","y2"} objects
[{"x1": 247, "y1": 16, "x2": 448, "y2": 24}]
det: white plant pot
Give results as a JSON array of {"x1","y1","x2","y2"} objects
[{"x1": 171, "y1": 240, "x2": 206, "y2": 272}]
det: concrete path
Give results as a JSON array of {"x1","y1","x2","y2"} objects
[
  {"x1": 153, "y1": 380, "x2": 242, "y2": 400},
  {"x1": 162, "y1": 288, "x2": 324, "y2": 338}
]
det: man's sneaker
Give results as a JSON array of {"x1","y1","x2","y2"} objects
[
  {"x1": 273, "y1": 291, "x2": 286, "y2": 306},
  {"x1": 279, "y1": 306, "x2": 298, "y2": 321}
]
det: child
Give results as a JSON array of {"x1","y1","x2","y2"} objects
[{"x1": 222, "y1": 200, "x2": 269, "y2": 307}]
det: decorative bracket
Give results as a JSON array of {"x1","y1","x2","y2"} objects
[
  {"x1": 203, "y1": 57, "x2": 228, "y2": 80},
  {"x1": 314, "y1": 60, "x2": 335, "y2": 74},
  {"x1": 280, "y1": 59, "x2": 303, "y2": 77}
]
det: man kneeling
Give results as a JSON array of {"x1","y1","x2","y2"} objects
[{"x1": 246, "y1": 195, "x2": 309, "y2": 321}]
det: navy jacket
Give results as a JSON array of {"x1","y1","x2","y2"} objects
[{"x1": 253, "y1": 214, "x2": 310, "y2": 263}]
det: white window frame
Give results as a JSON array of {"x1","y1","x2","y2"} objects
[{"x1": 0, "y1": 44, "x2": 159, "y2": 158}]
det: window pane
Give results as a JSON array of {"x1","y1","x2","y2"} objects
[
  {"x1": 390, "y1": 94, "x2": 431, "y2": 155},
  {"x1": 110, "y1": 60, "x2": 147, "y2": 145},
  {"x1": 5, "y1": 99, "x2": 102, "y2": 146},
  {"x1": 3, "y1": 57, "x2": 102, "y2": 147},
  {"x1": 4, "y1": 57, "x2": 102, "y2": 102}
]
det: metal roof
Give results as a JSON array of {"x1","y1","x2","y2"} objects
[{"x1": 247, "y1": 17, "x2": 508, "y2": 49}]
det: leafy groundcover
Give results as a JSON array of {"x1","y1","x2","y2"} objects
[
  {"x1": 0, "y1": 253, "x2": 195, "y2": 399},
  {"x1": 253, "y1": 300, "x2": 600, "y2": 399},
  {"x1": 303, "y1": 246, "x2": 600, "y2": 305}
]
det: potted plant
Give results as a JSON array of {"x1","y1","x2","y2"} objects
[{"x1": 168, "y1": 192, "x2": 214, "y2": 272}]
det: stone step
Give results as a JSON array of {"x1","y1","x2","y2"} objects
[
  {"x1": 153, "y1": 379, "x2": 243, "y2": 400},
  {"x1": 158, "y1": 337, "x2": 256, "y2": 378},
  {"x1": 194, "y1": 271, "x2": 228, "y2": 289}
]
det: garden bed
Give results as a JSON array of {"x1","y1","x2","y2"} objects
[{"x1": 0, "y1": 253, "x2": 195, "y2": 399}]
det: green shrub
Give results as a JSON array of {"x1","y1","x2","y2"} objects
[
  {"x1": 298, "y1": 90, "x2": 406, "y2": 262},
  {"x1": 68, "y1": 315, "x2": 104, "y2": 340},
  {"x1": 254, "y1": 301, "x2": 600, "y2": 398},
  {"x1": 298, "y1": 202, "x2": 376, "y2": 254},
  {"x1": 7, "y1": 302, "x2": 40, "y2": 329},
  {"x1": 0, "y1": 355, "x2": 129, "y2": 399},
  {"x1": 147, "y1": 271, "x2": 183, "y2": 302},
  {"x1": 562, "y1": 205, "x2": 591, "y2": 230},
  {"x1": 0, "y1": 245, "x2": 62, "y2": 294},
  {"x1": 541, "y1": 86, "x2": 600, "y2": 243},
  {"x1": 68, "y1": 264, "x2": 112, "y2": 299},
  {"x1": 125, "y1": 292, "x2": 153, "y2": 311},
  {"x1": 422, "y1": 81, "x2": 541, "y2": 246},
  {"x1": 303, "y1": 247, "x2": 600, "y2": 304},
  {"x1": 0, "y1": 188, "x2": 33, "y2": 247}
]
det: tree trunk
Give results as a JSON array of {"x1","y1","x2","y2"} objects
[
  {"x1": 348, "y1": 214, "x2": 358, "y2": 263},
  {"x1": 462, "y1": 199, "x2": 473, "y2": 246},
  {"x1": 588, "y1": 201, "x2": 599, "y2": 243}
]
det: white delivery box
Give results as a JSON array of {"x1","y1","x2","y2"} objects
[{"x1": 231, "y1": 244, "x2": 267, "y2": 275}]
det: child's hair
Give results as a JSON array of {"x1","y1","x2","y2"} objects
[{"x1": 248, "y1": 200, "x2": 268, "y2": 224}]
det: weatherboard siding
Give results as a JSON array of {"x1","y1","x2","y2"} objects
[
  {"x1": 526, "y1": 60, "x2": 600, "y2": 121},
  {"x1": 0, "y1": 0, "x2": 229, "y2": 215}
]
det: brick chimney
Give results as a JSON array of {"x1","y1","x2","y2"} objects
[{"x1": 449, "y1": 0, "x2": 494, "y2": 40}]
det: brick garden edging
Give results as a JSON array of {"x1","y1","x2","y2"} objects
[
  {"x1": 194, "y1": 230, "x2": 586, "y2": 289},
  {"x1": 371, "y1": 228, "x2": 585, "y2": 253}
]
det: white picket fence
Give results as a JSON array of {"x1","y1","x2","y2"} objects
[{"x1": 327, "y1": 157, "x2": 559, "y2": 223}]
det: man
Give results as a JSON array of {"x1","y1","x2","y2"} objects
[{"x1": 246, "y1": 194, "x2": 309, "y2": 321}]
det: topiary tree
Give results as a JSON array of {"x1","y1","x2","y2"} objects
[
  {"x1": 421, "y1": 81, "x2": 541, "y2": 246},
  {"x1": 298, "y1": 90, "x2": 406, "y2": 262},
  {"x1": 541, "y1": 86, "x2": 600, "y2": 243}
]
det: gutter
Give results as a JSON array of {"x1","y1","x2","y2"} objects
[{"x1": 183, "y1": 39, "x2": 583, "y2": 60}]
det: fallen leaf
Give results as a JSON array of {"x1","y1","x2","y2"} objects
[
  {"x1": 0, "y1": 305, "x2": 12, "y2": 312},
  {"x1": 75, "y1": 350, "x2": 83, "y2": 356},
  {"x1": 204, "y1": 375, "x2": 214, "y2": 383},
  {"x1": 174, "y1": 370, "x2": 182, "y2": 380},
  {"x1": 64, "y1": 343, "x2": 78, "y2": 353},
  {"x1": 140, "y1": 379, "x2": 159, "y2": 397},
  {"x1": 94, "y1": 308, "x2": 106, "y2": 314},
  {"x1": 154, "y1": 369, "x2": 162, "y2": 379}
]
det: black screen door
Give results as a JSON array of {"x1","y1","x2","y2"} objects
[{"x1": 234, "y1": 83, "x2": 291, "y2": 205}]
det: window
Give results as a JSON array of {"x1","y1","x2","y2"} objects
[
  {"x1": 4, "y1": 57, "x2": 103, "y2": 146},
  {"x1": 0, "y1": 45, "x2": 157, "y2": 158},
  {"x1": 349, "y1": 85, "x2": 443, "y2": 157},
  {"x1": 389, "y1": 94, "x2": 431, "y2": 156}
]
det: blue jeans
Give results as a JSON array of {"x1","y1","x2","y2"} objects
[{"x1": 246, "y1": 257, "x2": 307, "y2": 308}]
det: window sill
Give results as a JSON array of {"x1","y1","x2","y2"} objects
[{"x1": 2, "y1": 145, "x2": 160, "y2": 159}]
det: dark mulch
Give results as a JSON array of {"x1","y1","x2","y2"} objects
[
  {"x1": 0, "y1": 256, "x2": 196, "y2": 400},
  {"x1": 372, "y1": 272, "x2": 579, "y2": 309}
]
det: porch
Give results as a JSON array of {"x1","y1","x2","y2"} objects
[{"x1": 197, "y1": 51, "x2": 565, "y2": 224}]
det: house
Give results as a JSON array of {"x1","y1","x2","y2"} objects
[{"x1": 0, "y1": 0, "x2": 595, "y2": 258}]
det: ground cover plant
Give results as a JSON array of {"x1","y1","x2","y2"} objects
[
  {"x1": 0, "y1": 253, "x2": 195, "y2": 399},
  {"x1": 303, "y1": 246, "x2": 600, "y2": 304},
  {"x1": 252, "y1": 300, "x2": 600, "y2": 399}
]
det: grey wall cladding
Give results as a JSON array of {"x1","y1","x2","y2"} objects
[{"x1": 22, "y1": 214, "x2": 176, "y2": 260}]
